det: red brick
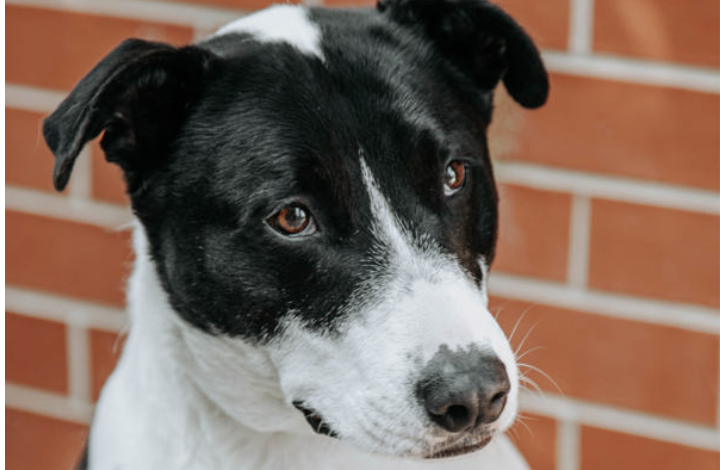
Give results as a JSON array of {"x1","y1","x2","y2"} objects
[
  {"x1": 90, "y1": 329, "x2": 126, "y2": 401},
  {"x1": 581, "y1": 427, "x2": 720, "y2": 470},
  {"x1": 511, "y1": 414, "x2": 556, "y2": 470},
  {"x1": 589, "y1": 200, "x2": 720, "y2": 308},
  {"x1": 506, "y1": 74, "x2": 720, "y2": 191},
  {"x1": 91, "y1": 142, "x2": 130, "y2": 205},
  {"x1": 6, "y1": 313, "x2": 68, "y2": 394},
  {"x1": 595, "y1": 0, "x2": 720, "y2": 68},
  {"x1": 494, "y1": 184, "x2": 572, "y2": 281},
  {"x1": 492, "y1": 298, "x2": 720, "y2": 425},
  {"x1": 6, "y1": 108, "x2": 58, "y2": 193},
  {"x1": 6, "y1": 6, "x2": 193, "y2": 91},
  {"x1": 6, "y1": 211, "x2": 132, "y2": 306},
  {"x1": 6, "y1": 408, "x2": 88, "y2": 470},
  {"x1": 493, "y1": 0, "x2": 570, "y2": 50}
]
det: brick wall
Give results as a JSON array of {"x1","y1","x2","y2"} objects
[{"x1": 5, "y1": 0, "x2": 720, "y2": 469}]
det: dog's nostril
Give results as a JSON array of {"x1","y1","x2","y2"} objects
[
  {"x1": 427, "y1": 401, "x2": 475, "y2": 433},
  {"x1": 446, "y1": 405, "x2": 470, "y2": 422},
  {"x1": 490, "y1": 390, "x2": 507, "y2": 405}
]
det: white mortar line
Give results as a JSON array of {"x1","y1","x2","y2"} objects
[
  {"x1": 542, "y1": 51, "x2": 720, "y2": 94},
  {"x1": 6, "y1": 186, "x2": 133, "y2": 229},
  {"x1": 67, "y1": 325, "x2": 91, "y2": 402},
  {"x1": 565, "y1": 196, "x2": 591, "y2": 289},
  {"x1": 67, "y1": 147, "x2": 93, "y2": 201},
  {"x1": 489, "y1": 274, "x2": 720, "y2": 335},
  {"x1": 6, "y1": 286, "x2": 127, "y2": 332},
  {"x1": 520, "y1": 391, "x2": 720, "y2": 452},
  {"x1": 717, "y1": 346, "x2": 720, "y2": 429},
  {"x1": 6, "y1": 0, "x2": 243, "y2": 31},
  {"x1": 302, "y1": 0, "x2": 324, "y2": 7},
  {"x1": 557, "y1": 420, "x2": 581, "y2": 470},
  {"x1": 6, "y1": 84, "x2": 66, "y2": 112},
  {"x1": 568, "y1": 0, "x2": 594, "y2": 55},
  {"x1": 495, "y1": 162, "x2": 720, "y2": 216},
  {"x1": 6, "y1": 384, "x2": 94, "y2": 425}
]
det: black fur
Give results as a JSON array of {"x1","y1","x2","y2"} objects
[
  {"x1": 44, "y1": 2, "x2": 547, "y2": 342},
  {"x1": 377, "y1": 0, "x2": 549, "y2": 108}
]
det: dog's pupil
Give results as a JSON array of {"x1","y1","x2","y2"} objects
[{"x1": 280, "y1": 206, "x2": 307, "y2": 231}]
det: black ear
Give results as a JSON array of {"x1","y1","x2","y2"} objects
[
  {"x1": 43, "y1": 38, "x2": 217, "y2": 192},
  {"x1": 378, "y1": 0, "x2": 549, "y2": 109}
]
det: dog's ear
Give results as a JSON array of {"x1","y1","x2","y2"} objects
[
  {"x1": 378, "y1": 0, "x2": 549, "y2": 108},
  {"x1": 43, "y1": 38, "x2": 217, "y2": 192}
]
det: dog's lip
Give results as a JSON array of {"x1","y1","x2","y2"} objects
[
  {"x1": 292, "y1": 402, "x2": 338, "y2": 438},
  {"x1": 424, "y1": 435, "x2": 493, "y2": 459}
]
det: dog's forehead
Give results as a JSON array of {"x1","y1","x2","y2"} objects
[
  {"x1": 193, "y1": 5, "x2": 487, "y2": 210},
  {"x1": 213, "y1": 5, "x2": 324, "y2": 60}
]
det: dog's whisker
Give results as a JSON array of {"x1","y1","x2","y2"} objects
[
  {"x1": 515, "y1": 345, "x2": 545, "y2": 362},
  {"x1": 493, "y1": 306, "x2": 504, "y2": 320},
  {"x1": 518, "y1": 363, "x2": 563, "y2": 395},
  {"x1": 514, "y1": 321, "x2": 540, "y2": 360},
  {"x1": 519, "y1": 375, "x2": 543, "y2": 395},
  {"x1": 507, "y1": 304, "x2": 537, "y2": 344},
  {"x1": 512, "y1": 414, "x2": 534, "y2": 438}
]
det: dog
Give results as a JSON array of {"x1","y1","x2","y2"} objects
[{"x1": 43, "y1": 1, "x2": 548, "y2": 468}]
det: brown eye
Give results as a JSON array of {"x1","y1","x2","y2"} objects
[
  {"x1": 269, "y1": 204, "x2": 316, "y2": 236},
  {"x1": 443, "y1": 161, "x2": 467, "y2": 195}
]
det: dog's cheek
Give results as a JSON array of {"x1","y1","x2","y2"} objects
[
  {"x1": 267, "y1": 318, "x2": 426, "y2": 454},
  {"x1": 173, "y1": 324, "x2": 308, "y2": 434}
]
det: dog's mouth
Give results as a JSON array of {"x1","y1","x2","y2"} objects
[
  {"x1": 292, "y1": 402, "x2": 338, "y2": 438},
  {"x1": 424, "y1": 434, "x2": 493, "y2": 459}
]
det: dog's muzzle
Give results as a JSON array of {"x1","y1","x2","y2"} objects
[{"x1": 292, "y1": 347, "x2": 510, "y2": 459}]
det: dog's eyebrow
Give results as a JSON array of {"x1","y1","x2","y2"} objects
[{"x1": 212, "y1": 5, "x2": 325, "y2": 62}]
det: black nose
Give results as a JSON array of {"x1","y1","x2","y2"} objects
[{"x1": 417, "y1": 346, "x2": 510, "y2": 433}]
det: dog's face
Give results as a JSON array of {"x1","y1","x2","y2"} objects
[{"x1": 44, "y1": 0, "x2": 547, "y2": 459}]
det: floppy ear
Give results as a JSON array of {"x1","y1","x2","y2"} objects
[
  {"x1": 43, "y1": 38, "x2": 217, "y2": 192},
  {"x1": 378, "y1": 0, "x2": 549, "y2": 109}
]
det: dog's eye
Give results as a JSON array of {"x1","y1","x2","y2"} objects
[
  {"x1": 268, "y1": 204, "x2": 316, "y2": 236},
  {"x1": 443, "y1": 161, "x2": 467, "y2": 196}
]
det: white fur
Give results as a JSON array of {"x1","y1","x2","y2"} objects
[
  {"x1": 88, "y1": 218, "x2": 528, "y2": 469},
  {"x1": 213, "y1": 5, "x2": 324, "y2": 61}
]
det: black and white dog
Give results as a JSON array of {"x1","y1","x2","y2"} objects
[{"x1": 44, "y1": 1, "x2": 548, "y2": 468}]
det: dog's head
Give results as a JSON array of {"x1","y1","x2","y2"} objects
[{"x1": 44, "y1": 0, "x2": 547, "y2": 459}]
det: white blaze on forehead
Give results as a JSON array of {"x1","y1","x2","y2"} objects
[
  {"x1": 360, "y1": 157, "x2": 416, "y2": 260},
  {"x1": 213, "y1": 5, "x2": 324, "y2": 61},
  {"x1": 479, "y1": 255, "x2": 490, "y2": 306}
]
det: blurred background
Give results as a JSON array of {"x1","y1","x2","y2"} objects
[{"x1": 5, "y1": 0, "x2": 719, "y2": 469}]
